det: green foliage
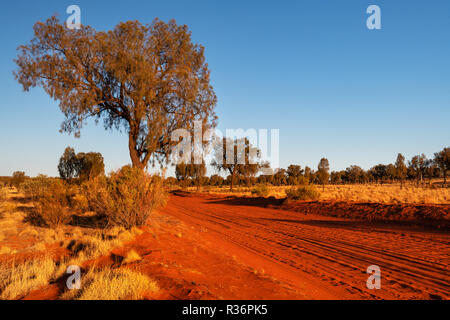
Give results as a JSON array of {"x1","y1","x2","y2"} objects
[
  {"x1": 317, "y1": 158, "x2": 330, "y2": 189},
  {"x1": 58, "y1": 147, "x2": 104, "y2": 182},
  {"x1": 434, "y1": 147, "x2": 450, "y2": 184},
  {"x1": 58, "y1": 147, "x2": 78, "y2": 181},
  {"x1": 77, "y1": 152, "x2": 105, "y2": 181},
  {"x1": 285, "y1": 186, "x2": 320, "y2": 201},
  {"x1": 408, "y1": 154, "x2": 428, "y2": 184}
]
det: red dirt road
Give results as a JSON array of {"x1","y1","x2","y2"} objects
[{"x1": 163, "y1": 193, "x2": 450, "y2": 300}]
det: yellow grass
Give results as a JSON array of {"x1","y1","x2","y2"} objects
[
  {"x1": 123, "y1": 250, "x2": 142, "y2": 264},
  {"x1": 0, "y1": 188, "x2": 156, "y2": 300},
  {"x1": 201, "y1": 183, "x2": 450, "y2": 205},
  {"x1": 0, "y1": 257, "x2": 57, "y2": 299},
  {"x1": 62, "y1": 267, "x2": 158, "y2": 300}
]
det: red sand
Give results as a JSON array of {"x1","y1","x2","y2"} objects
[
  {"x1": 160, "y1": 192, "x2": 450, "y2": 300},
  {"x1": 17, "y1": 192, "x2": 450, "y2": 300}
]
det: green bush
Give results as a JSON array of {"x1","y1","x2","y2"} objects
[
  {"x1": 84, "y1": 166, "x2": 167, "y2": 229},
  {"x1": 251, "y1": 184, "x2": 270, "y2": 197},
  {"x1": 285, "y1": 186, "x2": 320, "y2": 201}
]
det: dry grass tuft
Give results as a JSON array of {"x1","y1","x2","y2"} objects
[
  {"x1": 0, "y1": 257, "x2": 57, "y2": 299},
  {"x1": 285, "y1": 186, "x2": 320, "y2": 201},
  {"x1": 0, "y1": 246, "x2": 17, "y2": 255},
  {"x1": 29, "y1": 243, "x2": 46, "y2": 252},
  {"x1": 62, "y1": 267, "x2": 158, "y2": 300},
  {"x1": 123, "y1": 250, "x2": 142, "y2": 264}
]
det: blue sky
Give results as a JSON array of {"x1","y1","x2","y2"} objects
[{"x1": 0, "y1": 0, "x2": 449, "y2": 176}]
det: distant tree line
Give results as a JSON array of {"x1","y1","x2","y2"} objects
[
  {"x1": 170, "y1": 147, "x2": 450, "y2": 189},
  {"x1": 2, "y1": 147, "x2": 448, "y2": 191}
]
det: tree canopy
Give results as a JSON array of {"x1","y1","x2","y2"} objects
[
  {"x1": 58, "y1": 147, "x2": 105, "y2": 182},
  {"x1": 14, "y1": 17, "x2": 217, "y2": 169},
  {"x1": 434, "y1": 147, "x2": 450, "y2": 184},
  {"x1": 212, "y1": 137, "x2": 263, "y2": 191},
  {"x1": 317, "y1": 158, "x2": 330, "y2": 191}
]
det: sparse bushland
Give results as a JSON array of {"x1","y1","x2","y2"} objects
[
  {"x1": 0, "y1": 188, "x2": 152, "y2": 300},
  {"x1": 84, "y1": 166, "x2": 167, "y2": 229},
  {"x1": 31, "y1": 180, "x2": 75, "y2": 228},
  {"x1": 203, "y1": 182, "x2": 450, "y2": 205},
  {"x1": 19, "y1": 165, "x2": 167, "y2": 230},
  {"x1": 285, "y1": 186, "x2": 320, "y2": 201},
  {"x1": 20, "y1": 174, "x2": 55, "y2": 202}
]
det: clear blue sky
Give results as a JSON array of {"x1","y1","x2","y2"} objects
[{"x1": 0, "y1": 0, "x2": 449, "y2": 177}]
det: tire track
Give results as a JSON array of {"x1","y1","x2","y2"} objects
[{"x1": 163, "y1": 194, "x2": 450, "y2": 300}]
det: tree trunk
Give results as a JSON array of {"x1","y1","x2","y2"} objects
[
  {"x1": 128, "y1": 128, "x2": 145, "y2": 170},
  {"x1": 444, "y1": 171, "x2": 447, "y2": 185},
  {"x1": 230, "y1": 169, "x2": 235, "y2": 191}
]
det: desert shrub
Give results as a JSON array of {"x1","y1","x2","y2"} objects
[
  {"x1": 20, "y1": 174, "x2": 54, "y2": 201},
  {"x1": 296, "y1": 176, "x2": 309, "y2": 185},
  {"x1": 285, "y1": 186, "x2": 320, "y2": 201},
  {"x1": 34, "y1": 180, "x2": 75, "y2": 227},
  {"x1": 251, "y1": 184, "x2": 270, "y2": 197},
  {"x1": 164, "y1": 177, "x2": 178, "y2": 187},
  {"x1": 11, "y1": 171, "x2": 26, "y2": 189},
  {"x1": 84, "y1": 166, "x2": 167, "y2": 229},
  {"x1": 0, "y1": 188, "x2": 7, "y2": 206}
]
